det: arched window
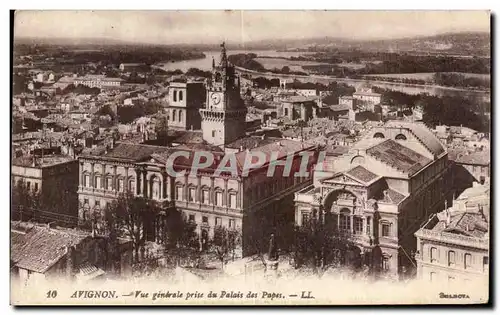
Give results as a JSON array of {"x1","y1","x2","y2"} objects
[
  {"x1": 201, "y1": 186, "x2": 210, "y2": 204},
  {"x1": 178, "y1": 110, "x2": 183, "y2": 122},
  {"x1": 215, "y1": 72, "x2": 222, "y2": 82},
  {"x1": 430, "y1": 247, "x2": 438, "y2": 263},
  {"x1": 215, "y1": 188, "x2": 223, "y2": 206},
  {"x1": 228, "y1": 190, "x2": 237, "y2": 208},
  {"x1": 188, "y1": 185, "x2": 196, "y2": 202},
  {"x1": 83, "y1": 173, "x2": 90, "y2": 187},
  {"x1": 94, "y1": 175, "x2": 101, "y2": 189},
  {"x1": 172, "y1": 109, "x2": 177, "y2": 122},
  {"x1": 106, "y1": 176, "x2": 113, "y2": 190},
  {"x1": 179, "y1": 90, "x2": 183, "y2": 101},
  {"x1": 448, "y1": 251, "x2": 456, "y2": 266},
  {"x1": 464, "y1": 253, "x2": 472, "y2": 270},
  {"x1": 373, "y1": 132, "x2": 385, "y2": 139},
  {"x1": 173, "y1": 90, "x2": 177, "y2": 102},
  {"x1": 395, "y1": 134, "x2": 407, "y2": 141},
  {"x1": 175, "y1": 184, "x2": 183, "y2": 201},
  {"x1": 128, "y1": 179, "x2": 135, "y2": 193},
  {"x1": 117, "y1": 178, "x2": 124, "y2": 192},
  {"x1": 150, "y1": 176, "x2": 161, "y2": 200},
  {"x1": 339, "y1": 208, "x2": 351, "y2": 232}
]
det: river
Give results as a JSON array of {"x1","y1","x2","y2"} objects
[{"x1": 156, "y1": 50, "x2": 490, "y2": 102}]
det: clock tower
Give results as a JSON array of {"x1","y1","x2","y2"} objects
[{"x1": 200, "y1": 42, "x2": 247, "y2": 146}]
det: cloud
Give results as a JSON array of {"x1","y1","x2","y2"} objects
[{"x1": 14, "y1": 10, "x2": 490, "y2": 44}]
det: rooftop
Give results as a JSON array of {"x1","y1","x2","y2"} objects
[
  {"x1": 366, "y1": 139, "x2": 432, "y2": 176},
  {"x1": 11, "y1": 223, "x2": 91, "y2": 274},
  {"x1": 12, "y1": 154, "x2": 75, "y2": 168},
  {"x1": 385, "y1": 121, "x2": 445, "y2": 157},
  {"x1": 282, "y1": 95, "x2": 319, "y2": 103},
  {"x1": 346, "y1": 165, "x2": 378, "y2": 183},
  {"x1": 83, "y1": 143, "x2": 170, "y2": 162},
  {"x1": 448, "y1": 149, "x2": 490, "y2": 166}
]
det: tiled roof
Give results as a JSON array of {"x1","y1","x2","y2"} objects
[
  {"x1": 450, "y1": 149, "x2": 490, "y2": 166},
  {"x1": 347, "y1": 165, "x2": 378, "y2": 183},
  {"x1": 225, "y1": 136, "x2": 277, "y2": 150},
  {"x1": 381, "y1": 189, "x2": 406, "y2": 204},
  {"x1": 11, "y1": 226, "x2": 90, "y2": 273},
  {"x1": 101, "y1": 143, "x2": 170, "y2": 161},
  {"x1": 385, "y1": 121, "x2": 445, "y2": 156},
  {"x1": 432, "y1": 211, "x2": 489, "y2": 238},
  {"x1": 366, "y1": 139, "x2": 432, "y2": 176}
]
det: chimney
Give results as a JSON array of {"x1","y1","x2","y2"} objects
[{"x1": 445, "y1": 209, "x2": 451, "y2": 227}]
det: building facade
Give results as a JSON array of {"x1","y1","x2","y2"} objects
[
  {"x1": 74, "y1": 75, "x2": 123, "y2": 89},
  {"x1": 77, "y1": 43, "x2": 319, "y2": 255},
  {"x1": 165, "y1": 81, "x2": 206, "y2": 131},
  {"x1": 12, "y1": 155, "x2": 79, "y2": 223},
  {"x1": 294, "y1": 121, "x2": 454, "y2": 278},
  {"x1": 414, "y1": 183, "x2": 489, "y2": 285}
]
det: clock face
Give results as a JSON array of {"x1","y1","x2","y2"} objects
[{"x1": 211, "y1": 92, "x2": 221, "y2": 105}]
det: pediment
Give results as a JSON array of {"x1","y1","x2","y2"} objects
[{"x1": 320, "y1": 172, "x2": 366, "y2": 187}]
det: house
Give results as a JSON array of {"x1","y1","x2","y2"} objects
[
  {"x1": 414, "y1": 183, "x2": 489, "y2": 285},
  {"x1": 11, "y1": 222, "x2": 133, "y2": 285}
]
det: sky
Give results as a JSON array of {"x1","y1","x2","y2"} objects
[{"x1": 14, "y1": 11, "x2": 490, "y2": 44}]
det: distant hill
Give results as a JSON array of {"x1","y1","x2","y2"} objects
[
  {"x1": 238, "y1": 32, "x2": 491, "y2": 56},
  {"x1": 14, "y1": 32, "x2": 491, "y2": 56}
]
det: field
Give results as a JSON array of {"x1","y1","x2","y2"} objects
[{"x1": 363, "y1": 72, "x2": 490, "y2": 82}]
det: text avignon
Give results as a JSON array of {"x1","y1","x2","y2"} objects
[{"x1": 70, "y1": 291, "x2": 117, "y2": 299}]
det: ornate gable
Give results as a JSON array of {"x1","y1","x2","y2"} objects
[{"x1": 321, "y1": 172, "x2": 367, "y2": 187}]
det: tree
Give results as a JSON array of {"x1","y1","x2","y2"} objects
[
  {"x1": 105, "y1": 192, "x2": 158, "y2": 262},
  {"x1": 281, "y1": 66, "x2": 290, "y2": 74},
  {"x1": 293, "y1": 213, "x2": 357, "y2": 273},
  {"x1": 212, "y1": 226, "x2": 241, "y2": 269}
]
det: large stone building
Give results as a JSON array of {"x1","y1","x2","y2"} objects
[
  {"x1": 12, "y1": 154, "x2": 79, "y2": 224},
  {"x1": 77, "y1": 43, "x2": 318, "y2": 255},
  {"x1": 294, "y1": 120, "x2": 453, "y2": 278},
  {"x1": 414, "y1": 183, "x2": 489, "y2": 285},
  {"x1": 73, "y1": 75, "x2": 123, "y2": 89}
]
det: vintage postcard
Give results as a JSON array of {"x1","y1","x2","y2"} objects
[{"x1": 11, "y1": 10, "x2": 491, "y2": 305}]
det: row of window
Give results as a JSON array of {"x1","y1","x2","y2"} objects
[
  {"x1": 168, "y1": 109, "x2": 183, "y2": 123},
  {"x1": 22, "y1": 180, "x2": 39, "y2": 192},
  {"x1": 430, "y1": 247, "x2": 489, "y2": 272},
  {"x1": 177, "y1": 186, "x2": 238, "y2": 208},
  {"x1": 172, "y1": 90, "x2": 184, "y2": 102},
  {"x1": 188, "y1": 214, "x2": 236, "y2": 229},
  {"x1": 82, "y1": 174, "x2": 135, "y2": 192}
]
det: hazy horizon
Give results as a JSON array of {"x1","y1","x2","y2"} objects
[{"x1": 14, "y1": 11, "x2": 490, "y2": 45}]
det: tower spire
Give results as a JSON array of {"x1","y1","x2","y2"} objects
[{"x1": 220, "y1": 41, "x2": 227, "y2": 67}]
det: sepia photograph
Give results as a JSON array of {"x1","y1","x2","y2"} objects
[{"x1": 10, "y1": 10, "x2": 491, "y2": 306}]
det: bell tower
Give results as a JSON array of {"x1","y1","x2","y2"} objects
[{"x1": 200, "y1": 42, "x2": 247, "y2": 146}]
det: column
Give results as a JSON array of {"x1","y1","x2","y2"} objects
[
  {"x1": 101, "y1": 163, "x2": 106, "y2": 189},
  {"x1": 79, "y1": 162, "x2": 84, "y2": 187},
  {"x1": 237, "y1": 179, "x2": 242, "y2": 209},
  {"x1": 90, "y1": 163, "x2": 95, "y2": 188},
  {"x1": 124, "y1": 167, "x2": 129, "y2": 192},
  {"x1": 350, "y1": 214, "x2": 354, "y2": 234},
  {"x1": 113, "y1": 165, "x2": 117, "y2": 191},
  {"x1": 142, "y1": 171, "x2": 148, "y2": 198},
  {"x1": 162, "y1": 173, "x2": 168, "y2": 200},
  {"x1": 183, "y1": 173, "x2": 188, "y2": 201},
  {"x1": 136, "y1": 168, "x2": 142, "y2": 195},
  {"x1": 210, "y1": 177, "x2": 215, "y2": 204},
  {"x1": 337, "y1": 214, "x2": 340, "y2": 231},
  {"x1": 196, "y1": 175, "x2": 201, "y2": 203},
  {"x1": 223, "y1": 178, "x2": 228, "y2": 207}
]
